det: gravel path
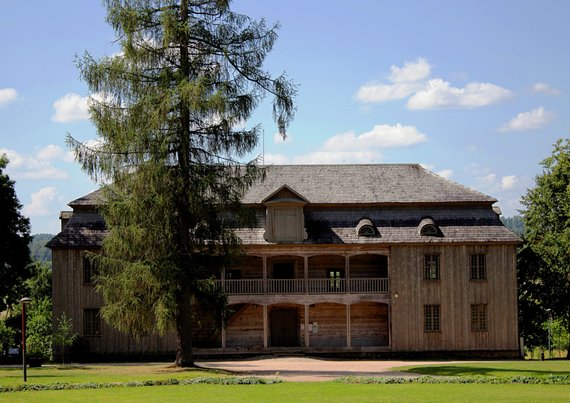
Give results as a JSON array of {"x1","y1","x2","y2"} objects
[{"x1": 197, "y1": 357, "x2": 453, "y2": 382}]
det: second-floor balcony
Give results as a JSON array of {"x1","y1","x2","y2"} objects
[{"x1": 217, "y1": 278, "x2": 389, "y2": 295}]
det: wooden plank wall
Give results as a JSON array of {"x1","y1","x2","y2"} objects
[
  {"x1": 390, "y1": 244, "x2": 518, "y2": 351},
  {"x1": 350, "y1": 254, "x2": 388, "y2": 278},
  {"x1": 226, "y1": 304, "x2": 263, "y2": 347},
  {"x1": 52, "y1": 249, "x2": 177, "y2": 356},
  {"x1": 232, "y1": 256, "x2": 263, "y2": 278},
  {"x1": 307, "y1": 255, "x2": 345, "y2": 278},
  {"x1": 351, "y1": 302, "x2": 389, "y2": 346},
  {"x1": 308, "y1": 303, "x2": 346, "y2": 346}
]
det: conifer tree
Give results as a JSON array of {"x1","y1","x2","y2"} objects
[
  {"x1": 68, "y1": 0, "x2": 295, "y2": 366},
  {"x1": 0, "y1": 155, "x2": 32, "y2": 309}
]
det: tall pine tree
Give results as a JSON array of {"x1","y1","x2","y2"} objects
[{"x1": 68, "y1": 0, "x2": 295, "y2": 366}]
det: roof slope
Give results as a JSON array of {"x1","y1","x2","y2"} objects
[{"x1": 242, "y1": 164, "x2": 496, "y2": 205}]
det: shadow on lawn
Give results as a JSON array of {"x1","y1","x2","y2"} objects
[{"x1": 405, "y1": 364, "x2": 570, "y2": 377}]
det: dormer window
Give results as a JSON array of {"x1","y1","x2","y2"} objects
[
  {"x1": 263, "y1": 185, "x2": 308, "y2": 243},
  {"x1": 356, "y1": 218, "x2": 378, "y2": 237},
  {"x1": 419, "y1": 217, "x2": 440, "y2": 237}
]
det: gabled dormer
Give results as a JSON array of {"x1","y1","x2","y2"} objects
[{"x1": 262, "y1": 185, "x2": 308, "y2": 243}]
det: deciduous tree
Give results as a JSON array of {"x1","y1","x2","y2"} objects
[
  {"x1": 67, "y1": 0, "x2": 295, "y2": 366},
  {"x1": 521, "y1": 139, "x2": 570, "y2": 357}
]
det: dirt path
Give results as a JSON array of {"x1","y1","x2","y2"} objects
[{"x1": 197, "y1": 357, "x2": 455, "y2": 382}]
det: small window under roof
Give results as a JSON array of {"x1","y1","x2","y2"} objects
[
  {"x1": 419, "y1": 217, "x2": 440, "y2": 237},
  {"x1": 356, "y1": 218, "x2": 378, "y2": 237}
]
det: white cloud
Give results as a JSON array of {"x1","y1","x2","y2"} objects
[
  {"x1": 23, "y1": 187, "x2": 59, "y2": 217},
  {"x1": 263, "y1": 123, "x2": 426, "y2": 165},
  {"x1": 532, "y1": 82, "x2": 561, "y2": 96},
  {"x1": 357, "y1": 59, "x2": 511, "y2": 110},
  {"x1": 501, "y1": 175, "x2": 518, "y2": 190},
  {"x1": 273, "y1": 132, "x2": 292, "y2": 144},
  {"x1": 356, "y1": 58, "x2": 429, "y2": 102},
  {"x1": 357, "y1": 82, "x2": 422, "y2": 103},
  {"x1": 0, "y1": 147, "x2": 69, "y2": 180},
  {"x1": 36, "y1": 145, "x2": 65, "y2": 161},
  {"x1": 407, "y1": 79, "x2": 512, "y2": 109},
  {"x1": 498, "y1": 106, "x2": 556, "y2": 132},
  {"x1": 0, "y1": 88, "x2": 18, "y2": 108},
  {"x1": 437, "y1": 169, "x2": 453, "y2": 179},
  {"x1": 389, "y1": 58, "x2": 431, "y2": 83},
  {"x1": 323, "y1": 124, "x2": 427, "y2": 151},
  {"x1": 52, "y1": 93, "x2": 90, "y2": 122}
]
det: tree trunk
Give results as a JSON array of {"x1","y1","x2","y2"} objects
[{"x1": 175, "y1": 286, "x2": 194, "y2": 367}]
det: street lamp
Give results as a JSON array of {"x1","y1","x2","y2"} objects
[
  {"x1": 546, "y1": 308, "x2": 552, "y2": 359},
  {"x1": 20, "y1": 297, "x2": 31, "y2": 382}
]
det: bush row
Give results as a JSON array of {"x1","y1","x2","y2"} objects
[
  {"x1": 0, "y1": 376, "x2": 283, "y2": 393},
  {"x1": 335, "y1": 375, "x2": 570, "y2": 385}
]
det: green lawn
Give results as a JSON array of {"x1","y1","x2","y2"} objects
[
  {"x1": 2, "y1": 360, "x2": 570, "y2": 402},
  {"x1": 395, "y1": 359, "x2": 570, "y2": 377},
  {"x1": 4, "y1": 382, "x2": 570, "y2": 403},
  {"x1": 0, "y1": 363, "x2": 224, "y2": 386}
]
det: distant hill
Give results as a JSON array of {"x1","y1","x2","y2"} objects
[
  {"x1": 29, "y1": 233, "x2": 54, "y2": 264},
  {"x1": 501, "y1": 216, "x2": 524, "y2": 236}
]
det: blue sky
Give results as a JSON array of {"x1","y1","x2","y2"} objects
[{"x1": 1, "y1": 0, "x2": 569, "y2": 234}]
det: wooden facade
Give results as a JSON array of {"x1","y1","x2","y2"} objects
[{"x1": 48, "y1": 164, "x2": 521, "y2": 358}]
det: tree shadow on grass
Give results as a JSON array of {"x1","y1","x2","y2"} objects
[{"x1": 404, "y1": 364, "x2": 570, "y2": 377}]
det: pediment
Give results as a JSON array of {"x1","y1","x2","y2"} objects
[{"x1": 262, "y1": 185, "x2": 308, "y2": 205}]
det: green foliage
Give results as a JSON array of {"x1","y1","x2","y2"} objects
[
  {"x1": 0, "y1": 376, "x2": 281, "y2": 392},
  {"x1": 26, "y1": 298, "x2": 52, "y2": 361},
  {"x1": 53, "y1": 313, "x2": 77, "y2": 364},
  {"x1": 517, "y1": 242, "x2": 550, "y2": 349},
  {"x1": 67, "y1": 0, "x2": 295, "y2": 366},
  {"x1": 29, "y1": 234, "x2": 53, "y2": 264},
  {"x1": 335, "y1": 375, "x2": 570, "y2": 384},
  {"x1": 0, "y1": 320, "x2": 15, "y2": 352},
  {"x1": 0, "y1": 155, "x2": 32, "y2": 309},
  {"x1": 521, "y1": 139, "x2": 570, "y2": 355},
  {"x1": 25, "y1": 262, "x2": 52, "y2": 302}
]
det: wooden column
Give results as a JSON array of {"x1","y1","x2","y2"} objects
[
  {"x1": 346, "y1": 303, "x2": 351, "y2": 347},
  {"x1": 304, "y1": 304, "x2": 310, "y2": 348},
  {"x1": 345, "y1": 255, "x2": 350, "y2": 293},
  {"x1": 221, "y1": 324, "x2": 226, "y2": 349},
  {"x1": 263, "y1": 304, "x2": 268, "y2": 348},
  {"x1": 262, "y1": 255, "x2": 267, "y2": 294},
  {"x1": 304, "y1": 256, "x2": 309, "y2": 294}
]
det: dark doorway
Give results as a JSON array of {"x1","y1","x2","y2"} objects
[
  {"x1": 270, "y1": 308, "x2": 298, "y2": 347},
  {"x1": 273, "y1": 262, "x2": 295, "y2": 279}
]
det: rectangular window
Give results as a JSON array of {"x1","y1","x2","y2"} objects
[
  {"x1": 83, "y1": 308, "x2": 101, "y2": 336},
  {"x1": 424, "y1": 304, "x2": 440, "y2": 332},
  {"x1": 423, "y1": 255, "x2": 440, "y2": 280},
  {"x1": 83, "y1": 256, "x2": 99, "y2": 285},
  {"x1": 470, "y1": 254, "x2": 486, "y2": 280},
  {"x1": 471, "y1": 304, "x2": 487, "y2": 332}
]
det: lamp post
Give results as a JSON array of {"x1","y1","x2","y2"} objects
[
  {"x1": 20, "y1": 297, "x2": 31, "y2": 382},
  {"x1": 546, "y1": 308, "x2": 552, "y2": 359}
]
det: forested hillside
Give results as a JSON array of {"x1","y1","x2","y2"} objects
[
  {"x1": 29, "y1": 233, "x2": 54, "y2": 264},
  {"x1": 501, "y1": 215, "x2": 524, "y2": 236}
]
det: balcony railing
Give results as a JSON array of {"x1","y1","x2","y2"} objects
[{"x1": 217, "y1": 278, "x2": 388, "y2": 295}]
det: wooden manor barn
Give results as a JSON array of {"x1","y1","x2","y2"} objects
[{"x1": 48, "y1": 164, "x2": 521, "y2": 359}]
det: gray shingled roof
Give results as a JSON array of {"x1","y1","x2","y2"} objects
[
  {"x1": 242, "y1": 164, "x2": 496, "y2": 205},
  {"x1": 48, "y1": 164, "x2": 515, "y2": 249}
]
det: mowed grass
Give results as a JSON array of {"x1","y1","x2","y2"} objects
[
  {"x1": 5, "y1": 382, "x2": 570, "y2": 403},
  {"x1": 0, "y1": 363, "x2": 225, "y2": 386},
  {"x1": 2, "y1": 360, "x2": 570, "y2": 402},
  {"x1": 395, "y1": 359, "x2": 570, "y2": 377}
]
